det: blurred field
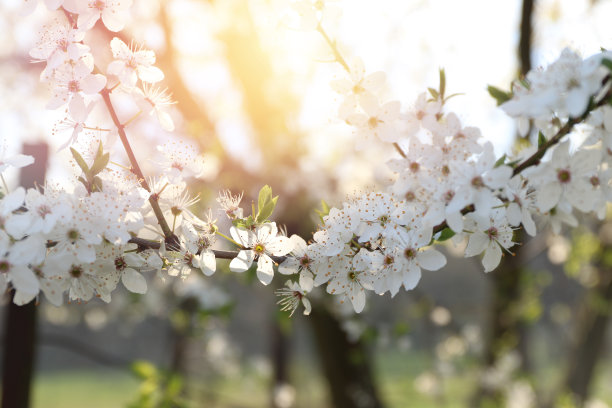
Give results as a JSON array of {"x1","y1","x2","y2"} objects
[{"x1": 30, "y1": 351, "x2": 612, "y2": 408}]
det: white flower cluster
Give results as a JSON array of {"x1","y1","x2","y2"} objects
[
  {"x1": 275, "y1": 20, "x2": 612, "y2": 312},
  {"x1": 5, "y1": 1, "x2": 612, "y2": 316}
]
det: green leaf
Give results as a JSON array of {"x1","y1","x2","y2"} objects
[
  {"x1": 77, "y1": 176, "x2": 89, "y2": 190},
  {"x1": 314, "y1": 199, "x2": 331, "y2": 224},
  {"x1": 90, "y1": 152, "x2": 109, "y2": 176},
  {"x1": 601, "y1": 58, "x2": 612, "y2": 72},
  {"x1": 439, "y1": 68, "x2": 446, "y2": 100},
  {"x1": 70, "y1": 147, "x2": 89, "y2": 174},
  {"x1": 92, "y1": 175, "x2": 104, "y2": 192},
  {"x1": 131, "y1": 360, "x2": 158, "y2": 380},
  {"x1": 257, "y1": 196, "x2": 278, "y2": 223},
  {"x1": 436, "y1": 227, "x2": 455, "y2": 242},
  {"x1": 255, "y1": 185, "x2": 278, "y2": 223},
  {"x1": 257, "y1": 185, "x2": 273, "y2": 213},
  {"x1": 494, "y1": 154, "x2": 507, "y2": 168},
  {"x1": 487, "y1": 85, "x2": 512, "y2": 106},
  {"x1": 538, "y1": 131, "x2": 547, "y2": 148},
  {"x1": 427, "y1": 87, "x2": 439, "y2": 101}
]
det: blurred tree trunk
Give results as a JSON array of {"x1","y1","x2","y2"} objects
[
  {"x1": 1, "y1": 142, "x2": 48, "y2": 408},
  {"x1": 556, "y1": 224, "x2": 612, "y2": 407},
  {"x1": 309, "y1": 307, "x2": 384, "y2": 408}
]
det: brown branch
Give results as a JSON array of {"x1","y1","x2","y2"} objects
[
  {"x1": 512, "y1": 83, "x2": 612, "y2": 177},
  {"x1": 99, "y1": 88, "x2": 176, "y2": 246}
]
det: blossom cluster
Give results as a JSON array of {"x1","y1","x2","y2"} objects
[{"x1": 3, "y1": 0, "x2": 612, "y2": 316}]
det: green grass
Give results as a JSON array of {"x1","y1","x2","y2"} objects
[
  {"x1": 29, "y1": 351, "x2": 612, "y2": 408},
  {"x1": 33, "y1": 370, "x2": 139, "y2": 408}
]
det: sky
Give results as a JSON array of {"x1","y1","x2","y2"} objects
[{"x1": 3, "y1": 0, "x2": 612, "y2": 191}]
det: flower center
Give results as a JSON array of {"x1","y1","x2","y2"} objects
[
  {"x1": 557, "y1": 169, "x2": 571, "y2": 184},
  {"x1": 441, "y1": 165, "x2": 450, "y2": 176},
  {"x1": 254, "y1": 243, "x2": 266, "y2": 255},
  {"x1": 404, "y1": 247, "x2": 416, "y2": 259},
  {"x1": 444, "y1": 190, "x2": 455, "y2": 203},
  {"x1": 37, "y1": 205, "x2": 52, "y2": 218},
  {"x1": 299, "y1": 256, "x2": 312, "y2": 268},
  {"x1": 378, "y1": 215, "x2": 389, "y2": 226},
  {"x1": 384, "y1": 255, "x2": 394, "y2": 265},
  {"x1": 67, "y1": 80, "x2": 80, "y2": 94},
  {"x1": 67, "y1": 229, "x2": 80, "y2": 242},
  {"x1": 409, "y1": 162, "x2": 420, "y2": 173},
  {"x1": 90, "y1": 0, "x2": 106, "y2": 11},
  {"x1": 368, "y1": 116, "x2": 381, "y2": 129},
  {"x1": 416, "y1": 110, "x2": 425, "y2": 120},
  {"x1": 471, "y1": 176, "x2": 485, "y2": 188},
  {"x1": 348, "y1": 271, "x2": 357, "y2": 281},
  {"x1": 70, "y1": 265, "x2": 83, "y2": 278},
  {"x1": 0, "y1": 261, "x2": 10, "y2": 274},
  {"x1": 352, "y1": 84, "x2": 365, "y2": 94},
  {"x1": 405, "y1": 191, "x2": 416, "y2": 202},
  {"x1": 114, "y1": 257, "x2": 127, "y2": 271},
  {"x1": 486, "y1": 227, "x2": 498, "y2": 240},
  {"x1": 590, "y1": 176, "x2": 600, "y2": 187}
]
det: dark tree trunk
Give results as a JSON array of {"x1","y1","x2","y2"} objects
[
  {"x1": 309, "y1": 308, "x2": 384, "y2": 408},
  {"x1": 2, "y1": 142, "x2": 48, "y2": 408}
]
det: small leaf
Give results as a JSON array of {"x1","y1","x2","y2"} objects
[
  {"x1": 257, "y1": 185, "x2": 273, "y2": 213},
  {"x1": 90, "y1": 152, "x2": 109, "y2": 176},
  {"x1": 487, "y1": 85, "x2": 512, "y2": 106},
  {"x1": 314, "y1": 199, "x2": 331, "y2": 224},
  {"x1": 538, "y1": 131, "x2": 546, "y2": 148},
  {"x1": 427, "y1": 87, "x2": 439, "y2": 100},
  {"x1": 70, "y1": 147, "x2": 89, "y2": 174},
  {"x1": 92, "y1": 175, "x2": 104, "y2": 192},
  {"x1": 77, "y1": 176, "x2": 89, "y2": 190},
  {"x1": 436, "y1": 227, "x2": 455, "y2": 242},
  {"x1": 494, "y1": 154, "x2": 507, "y2": 168},
  {"x1": 601, "y1": 58, "x2": 612, "y2": 72},
  {"x1": 257, "y1": 196, "x2": 278, "y2": 223}
]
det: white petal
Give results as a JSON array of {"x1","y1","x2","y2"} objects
[
  {"x1": 81, "y1": 74, "x2": 107, "y2": 94},
  {"x1": 465, "y1": 232, "x2": 488, "y2": 257},
  {"x1": 537, "y1": 183, "x2": 562, "y2": 212},
  {"x1": 482, "y1": 243, "x2": 502, "y2": 272},
  {"x1": 198, "y1": 250, "x2": 216, "y2": 276},
  {"x1": 256, "y1": 254, "x2": 274, "y2": 285},
  {"x1": 229, "y1": 249, "x2": 254, "y2": 273},
  {"x1": 10, "y1": 265, "x2": 40, "y2": 297},
  {"x1": 417, "y1": 249, "x2": 446, "y2": 271},
  {"x1": 122, "y1": 269, "x2": 147, "y2": 294},
  {"x1": 138, "y1": 66, "x2": 164, "y2": 83},
  {"x1": 349, "y1": 287, "x2": 366, "y2": 313},
  {"x1": 402, "y1": 263, "x2": 421, "y2": 290}
]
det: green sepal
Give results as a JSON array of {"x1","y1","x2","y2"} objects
[
  {"x1": 427, "y1": 87, "x2": 439, "y2": 101},
  {"x1": 494, "y1": 154, "x2": 507, "y2": 168},
  {"x1": 538, "y1": 131, "x2": 546, "y2": 148},
  {"x1": 436, "y1": 227, "x2": 456, "y2": 242},
  {"x1": 487, "y1": 85, "x2": 512, "y2": 106}
]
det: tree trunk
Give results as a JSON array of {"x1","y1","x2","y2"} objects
[
  {"x1": 309, "y1": 307, "x2": 385, "y2": 408},
  {"x1": 2, "y1": 142, "x2": 48, "y2": 408}
]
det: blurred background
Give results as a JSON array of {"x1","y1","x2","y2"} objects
[{"x1": 1, "y1": 0, "x2": 612, "y2": 407}]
